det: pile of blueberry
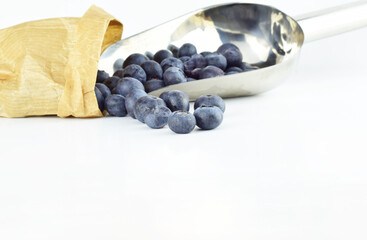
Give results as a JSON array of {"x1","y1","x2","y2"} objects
[{"x1": 94, "y1": 42, "x2": 257, "y2": 133}]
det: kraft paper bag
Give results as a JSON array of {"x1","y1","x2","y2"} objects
[{"x1": 0, "y1": 5, "x2": 123, "y2": 118}]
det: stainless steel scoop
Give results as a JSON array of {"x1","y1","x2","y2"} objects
[{"x1": 99, "y1": 1, "x2": 367, "y2": 99}]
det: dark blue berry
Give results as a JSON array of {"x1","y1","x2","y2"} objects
[
  {"x1": 194, "y1": 94, "x2": 225, "y2": 112},
  {"x1": 113, "y1": 58, "x2": 124, "y2": 72},
  {"x1": 168, "y1": 111, "x2": 196, "y2": 134},
  {"x1": 121, "y1": 64, "x2": 147, "y2": 83},
  {"x1": 178, "y1": 43, "x2": 197, "y2": 57},
  {"x1": 160, "y1": 57, "x2": 184, "y2": 72},
  {"x1": 190, "y1": 68, "x2": 202, "y2": 79},
  {"x1": 225, "y1": 66, "x2": 243, "y2": 73},
  {"x1": 168, "y1": 44, "x2": 179, "y2": 58},
  {"x1": 114, "y1": 77, "x2": 145, "y2": 97},
  {"x1": 186, "y1": 77, "x2": 196, "y2": 82},
  {"x1": 134, "y1": 95, "x2": 166, "y2": 123},
  {"x1": 95, "y1": 83, "x2": 111, "y2": 99},
  {"x1": 179, "y1": 56, "x2": 191, "y2": 63},
  {"x1": 163, "y1": 67, "x2": 187, "y2": 86},
  {"x1": 123, "y1": 53, "x2": 148, "y2": 68},
  {"x1": 125, "y1": 89, "x2": 147, "y2": 118},
  {"x1": 103, "y1": 76, "x2": 120, "y2": 90},
  {"x1": 184, "y1": 54, "x2": 207, "y2": 75},
  {"x1": 194, "y1": 106, "x2": 223, "y2": 130},
  {"x1": 153, "y1": 50, "x2": 173, "y2": 64},
  {"x1": 223, "y1": 48, "x2": 243, "y2": 67},
  {"x1": 199, "y1": 66, "x2": 224, "y2": 79},
  {"x1": 159, "y1": 90, "x2": 189, "y2": 112},
  {"x1": 225, "y1": 71, "x2": 239, "y2": 75},
  {"x1": 94, "y1": 87, "x2": 104, "y2": 111},
  {"x1": 144, "y1": 79, "x2": 165, "y2": 93},
  {"x1": 97, "y1": 70, "x2": 110, "y2": 83},
  {"x1": 141, "y1": 60, "x2": 163, "y2": 80},
  {"x1": 113, "y1": 70, "x2": 123, "y2": 78},
  {"x1": 217, "y1": 43, "x2": 240, "y2": 55},
  {"x1": 104, "y1": 94, "x2": 127, "y2": 117},
  {"x1": 200, "y1": 51, "x2": 212, "y2": 57},
  {"x1": 145, "y1": 106, "x2": 172, "y2": 129},
  {"x1": 145, "y1": 51, "x2": 154, "y2": 60},
  {"x1": 205, "y1": 53, "x2": 227, "y2": 70}
]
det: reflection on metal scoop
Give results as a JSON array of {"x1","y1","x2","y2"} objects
[{"x1": 99, "y1": 1, "x2": 367, "y2": 99}]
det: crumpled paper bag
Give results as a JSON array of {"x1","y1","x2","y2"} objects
[{"x1": 0, "y1": 5, "x2": 123, "y2": 118}]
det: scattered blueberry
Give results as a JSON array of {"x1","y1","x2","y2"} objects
[
  {"x1": 121, "y1": 64, "x2": 147, "y2": 83},
  {"x1": 179, "y1": 56, "x2": 191, "y2": 63},
  {"x1": 123, "y1": 53, "x2": 148, "y2": 68},
  {"x1": 178, "y1": 43, "x2": 197, "y2": 57},
  {"x1": 161, "y1": 57, "x2": 184, "y2": 72},
  {"x1": 114, "y1": 77, "x2": 145, "y2": 97},
  {"x1": 104, "y1": 94, "x2": 127, "y2": 117},
  {"x1": 125, "y1": 89, "x2": 147, "y2": 118},
  {"x1": 154, "y1": 50, "x2": 173, "y2": 64},
  {"x1": 194, "y1": 94, "x2": 225, "y2": 112},
  {"x1": 144, "y1": 79, "x2": 165, "y2": 92},
  {"x1": 186, "y1": 77, "x2": 196, "y2": 82},
  {"x1": 134, "y1": 95, "x2": 166, "y2": 123},
  {"x1": 190, "y1": 68, "x2": 203, "y2": 79},
  {"x1": 113, "y1": 70, "x2": 123, "y2": 78},
  {"x1": 145, "y1": 106, "x2": 172, "y2": 129},
  {"x1": 225, "y1": 71, "x2": 239, "y2": 75},
  {"x1": 205, "y1": 53, "x2": 227, "y2": 70},
  {"x1": 225, "y1": 66, "x2": 243, "y2": 73},
  {"x1": 97, "y1": 70, "x2": 110, "y2": 83},
  {"x1": 94, "y1": 87, "x2": 104, "y2": 111},
  {"x1": 217, "y1": 43, "x2": 240, "y2": 55},
  {"x1": 113, "y1": 58, "x2": 124, "y2": 72},
  {"x1": 159, "y1": 90, "x2": 190, "y2": 112},
  {"x1": 95, "y1": 83, "x2": 111, "y2": 99},
  {"x1": 103, "y1": 76, "x2": 120, "y2": 90},
  {"x1": 141, "y1": 60, "x2": 163, "y2": 80},
  {"x1": 200, "y1": 51, "x2": 212, "y2": 57},
  {"x1": 184, "y1": 54, "x2": 207, "y2": 75},
  {"x1": 168, "y1": 44, "x2": 179, "y2": 58},
  {"x1": 163, "y1": 67, "x2": 187, "y2": 86},
  {"x1": 199, "y1": 66, "x2": 224, "y2": 79},
  {"x1": 145, "y1": 51, "x2": 154, "y2": 60},
  {"x1": 194, "y1": 106, "x2": 223, "y2": 130},
  {"x1": 223, "y1": 48, "x2": 243, "y2": 67},
  {"x1": 168, "y1": 111, "x2": 196, "y2": 134}
]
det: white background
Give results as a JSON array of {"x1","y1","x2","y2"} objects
[{"x1": 1, "y1": 0, "x2": 367, "y2": 239}]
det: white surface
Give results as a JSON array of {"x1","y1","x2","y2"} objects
[{"x1": 1, "y1": 0, "x2": 367, "y2": 239}]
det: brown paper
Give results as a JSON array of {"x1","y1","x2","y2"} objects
[{"x1": 0, "y1": 5, "x2": 123, "y2": 118}]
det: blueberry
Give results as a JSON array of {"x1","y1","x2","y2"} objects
[
  {"x1": 217, "y1": 43, "x2": 240, "y2": 55},
  {"x1": 125, "y1": 89, "x2": 147, "y2": 118},
  {"x1": 145, "y1": 106, "x2": 172, "y2": 129},
  {"x1": 194, "y1": 94, "x2": 225, "y2": 112},
  {"x1": 145, "y1": 51, "x2": 154, "y2": 60},
  {"x1": 113, "y1": 58, "x2": 124, "y2": 72},
  {"x1": 144, "y1": 79, "x2": 165, "y2": 93},
  {"x1": 163, "y1": 67, "x2": 187, "y2": 86},
  {"x1": 205, "y1": 53, "x2": 227, "y2": 70},
  {"x1": 94, "y1": 87, "x2": 104, "y2": 111},
  {"x1": 114, "y1": 77, "x2": 145, "y2": 97},
  {"x1": 103, "y1": 76, "x2": 120, "y2": 90},
  {"x1": 121, "y1": 64, "x2": 147, "y2": 83},
  {"x1": 95, "y1": 83, "x2": 111, "y2": 99},
  {"x1": 190, "y1": 68, "x2": 202, "y2": 79},
  {"x1": 168, "y1": 111, "x2": 196, "y2": 134},
  {"x1": 178, "y1": 43, "x2": 197, "y2": 57},
  {"x1": 160, "y1": 57, "x2": 184, "y2": 72},
  {"x1": 183, "y1": 54, "x2": 207, "y2": 75},
  {"x1": 186, "y1": 77, "x2": 196, "y2": 82},
  {"x1": 153, "y1": 50, "x2": 173, "y2": 64},
  {"x1": 200, "y1": 51, "x2": 212, "y2": 57},
  {"x1": 240, "y1": 62, "x2": 259, "y2": 72},
  {"x1": 159, "y1": 90, "x2": 189, "y2": 112},
  {"x1": 134, "y1": 95, "x2": 166, "y2": 123},
  {"x1": 141, "y1": 60, "x2": 163, "y2": 80},
  {"x1": 113, "y1": 70, "x2": 123, "y2": 78},
  {"x1": 97, "y1": 70, "x2": 109, "y2": 83},
  {"x1": 104, "y1": 94, "x2": 127, "y2": 117},
  {"x1": 168, "y1": 44, "x2": 179, "y2": 58},
  {"x1": 123, "y1": 53, "x2": 148, "y2": 68},
  {"x1": 179, "y1": 56, "x2": 191, "y2": 63},
  {"x1": 199, "y1": 66, "x2": 224, "y2": 79},
  {"x1": 225, "y1": 71, "x2": 239, "y2": 75},
  {"x1": 223, "y1": 48, "x2": 243, "y2": 67},
  {"x1": 225, "y1": 66, "x2": 243, "y2": 73},
  {"x1": 194, "y1": 106, "x2": 223, "y2": 130}
]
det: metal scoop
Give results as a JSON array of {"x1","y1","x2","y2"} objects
[{"x1": 99, "y1": 1, "x2": 367, "y2": 99}]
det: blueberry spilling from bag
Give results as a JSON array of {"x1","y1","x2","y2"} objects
[{"x1": 94, "y1": 42, "x2": 256, "y2": 133}]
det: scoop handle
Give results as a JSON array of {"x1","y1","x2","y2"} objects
[{"x1": 295, "y1": 1, "x2": 367, "y2": 43}]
